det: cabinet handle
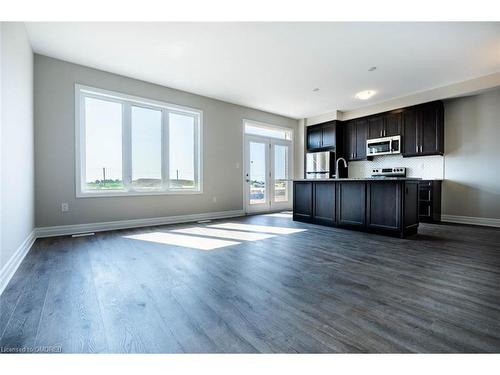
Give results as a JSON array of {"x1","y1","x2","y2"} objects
[{"x1": 380, "y1": 130, "x2": 382, "y2": 137}]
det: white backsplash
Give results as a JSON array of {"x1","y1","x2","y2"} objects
[{"x1": 348, "y1": 154, "x2": 444, "y2": 179}]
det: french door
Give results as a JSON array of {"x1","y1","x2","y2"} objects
[{"x1": 244, "y1": 135, "x2": 292, "y2": 214}]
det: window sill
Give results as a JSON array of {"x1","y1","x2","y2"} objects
[{"x1": 76, "y1": 189, "x2": 203, "y2": 198}]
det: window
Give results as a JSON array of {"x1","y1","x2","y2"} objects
[
  {"x1": 244, "y1": 121, "x2": 293, "y2": 140},
  {"x1": 76, "y1": 85, "x2": 202, "y2": 197}
]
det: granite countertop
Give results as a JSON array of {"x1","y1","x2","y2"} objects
[{"x1": 293, "y1": 177, "x2": 423, "y2": 182}]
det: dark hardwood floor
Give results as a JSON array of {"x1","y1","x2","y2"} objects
[{"x1": 1, "y1": 213, "x2": 500, "y2": 353}]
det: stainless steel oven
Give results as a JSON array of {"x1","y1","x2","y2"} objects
[{"x1": 366, "y1": 135, "x2": 401, "y2": 157}]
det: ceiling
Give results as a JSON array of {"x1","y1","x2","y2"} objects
[{"x1": 26, "y1": 22, "x2": 500, "y2": 119}]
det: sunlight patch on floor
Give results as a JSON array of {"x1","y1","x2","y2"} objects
[
  {"x1": 209, "y1": 222, "x2": 306, "y2": 235},
  {"x1": 263, "y1": 212, "x2": 293, "y2": 218},
  {"x1": 171, "y1": 227, "x2": 275, "y2": 241},
  {"x1": 124, "y1": 232, "x2": 239, "y2": 250}
]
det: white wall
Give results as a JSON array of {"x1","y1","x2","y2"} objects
[
  {"x1": 34, "y1": 55, "x2": 299, "y2": 228},
  {"x1": 0, "y1": 23, "x2": 34, "y2": 270},
  {"x1": 442, "y1": 88, "x2": 500, "y2": 221}
]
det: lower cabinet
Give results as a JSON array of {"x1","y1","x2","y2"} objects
[
  {"x1": 313, "y1": 181, "x2": 336, "y2": 226},
  {"x1": 337, "y1": 182, "x2": 366, "y2": 227},
  {"x1": 418, "y1": 180, "x2": 442, "y2": 222},
  {"x1": 293, "y1": 180, "x2": 420, "y2": 238},
  {"x1": 366, "y1": 182, "x2": 401, "y2": 231},
  {"x1": 293, "y1": 181, "x2": 313, "y2": 222}
]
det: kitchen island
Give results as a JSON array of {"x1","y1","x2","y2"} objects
[{"x1": 293, "y1": 178, "x2": 420, "y2": 238}]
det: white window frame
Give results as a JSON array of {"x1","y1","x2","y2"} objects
[{"x1": 75, "y1": 84, "x2": 203, "y2": 198}]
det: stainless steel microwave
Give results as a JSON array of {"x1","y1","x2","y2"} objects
[{"x1": 366, "y1": 135, "x2": 401, "y2": 157}]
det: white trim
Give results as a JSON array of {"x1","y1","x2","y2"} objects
[
  {"x1": 0, "y1": 230, "x2": 37, "y2": 296},
  {"x1": 441, "y1": 214, "x2": 500, "y2": 228},
  {"x1": 36, "y1": 210, "x2": 245, "y2": 238},
  {"x1": 75, "y1": 83, "x2": 203, "y2": 198}
]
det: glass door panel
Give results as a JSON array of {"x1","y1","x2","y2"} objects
[
  {"x1": 249, "y1": 141, "x2": 267, "y2": 205},
  {"x1": 273, "y1": 144, "x2": 289, "y2": 203}
]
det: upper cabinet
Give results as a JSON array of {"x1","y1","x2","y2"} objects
[
  {"x1": 308, "y1": 100, "x2": 444, "y2": 159},
  {"x1": 306, "y1": 121, "x2": 338, "y2": 151},
  {"x1": 368, "y1": 116, "x2": 385, "y2": 139},
  {"x1": 344, "y1": 119, "x2": 368, "y2": 161},
  {"x1": 307, "y1": 126, "x2": 323, "y2": 150},
  {"x1": 402, "y1": 101, "x2": 444, "y2": 157},
  {"x1": 384, "y1": 112, "x2": 402, "y2": 137},
  {"x1": 368, "y1": 112, "x2": 402, "y2": 139}
]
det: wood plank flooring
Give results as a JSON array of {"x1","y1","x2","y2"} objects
[{"x1": 1, "y1": 213, "x2": 499, "y2": 353}]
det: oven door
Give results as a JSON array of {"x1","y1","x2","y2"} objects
[{"x1": 367, "y1": 138, "x2": 392, "y2": 156}]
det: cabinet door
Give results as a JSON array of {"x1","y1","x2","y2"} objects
[
  {"x1": 366, "y1": 182, "x2": 401, "y2": 231},
  {"x1": 337, "y1": 182, "x2": 366, "y2": 227},
  {"x1": 368, "y1": 116, "x2": 384, "y2": 139},
  {"x1": 385, "y1": 112, "x2": 402, "y2": 136},
  {"x1": 313, "y1": 182, "x2": 336, "y2": 226},
  {"x1": 420, "y1": 105, "x2": 442, "y2": 154},
  {"x1": 321, "y1": 124, "x2": 335, "y2": 149},
  {"x1": 403, "y1": 182, "x2": 419, "y2": 229},
  {"x1": 402, "y1": 109, "x2": 419, "y2": 156},
  {"x1": 355, "y1": 119, "x2": 368, "y2": 160},
  {"x1": 344, "y1": 121, "x2": 356, "y2": 161},
  {"x1": 293, "y1": 182, "x2": 313, "y2": 222},
  {"x1": 307, "y1": 127, "x2": 322, "y2": 150}
]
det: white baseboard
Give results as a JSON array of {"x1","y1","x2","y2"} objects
[
  {"x1": 441, "y1": 214, "x2": 500, "y2": 228},
  {"x1": 36, "y1": 209, "x2": 245, "y2": 238},
  {"x1": 0, "y1": 230, "x2": 37, "y2": 296}
]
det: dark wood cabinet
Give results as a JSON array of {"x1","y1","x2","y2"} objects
[
  {"x1": 339, "y1": 101, "x2": 443, "y2": 158},
  {"x1": 306, "y1": 121, "x2": 338, "y2": 151},
  {"x1": 313, "y1": 182, "x2": 336, "y2": 226},
  {"x1": 368, "y1": 116, "x2": 385, "y2": 139},
  {"x1": 293, "y1": 182, "x2": 313, "y2": 222},
  {"x1": 337, "y1": 182, "x2": 366, "y2": 226},
  {"x1": 344, "y1": 121, "x2": 356, "y2": 161},
  {"x1": 344, "y1": 119, "x2": 368, "y2": 161},
  {"x1": 418, "y1": 180, "x2": 442, "y2": 222},
  {"x1": 368, "y1": 112, "x2": 402, "y2": 140},
  {"x1": 366, "y1": 182, "x2": 401, "y2": 231},
  {"x1": 293, "y1": 180, "x2": 419, "y2": 238},
  {"x1": 355, "y1": 119, "x2": 368, "y2": 160},
  {"x1": 402, "y1": 101, "x2": 444, "y2": 157},
  {"x1": 384, "y1": 112, "x2": 402, "y2": 137},
  {"x1": 306, "y1": 127, "x2": 322, "y2": 150},
  {"x1": 402, "y1": 108, "x2": 419, "y2": 156},
  {"x1": 420, "y1": 104, "x2": 444, "y2": 155},
  {"x1": 321, "y1": 124, "x2": 335, "y2": 149}
]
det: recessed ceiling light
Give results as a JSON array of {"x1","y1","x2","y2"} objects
[
  {"x1": 312, "y1": 88, "x2": 320, "y2": 92},
  {"x1": 368, "y1": 66, "x2": 377, "y2": 72},
  {"x1": 355, "y1": 90, "x2": 376, "y2": 100}
]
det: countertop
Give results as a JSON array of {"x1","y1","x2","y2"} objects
[{"x1": 293, "y1": 177, "x2": 423, "y2": 182}]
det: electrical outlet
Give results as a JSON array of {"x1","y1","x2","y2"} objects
[
  {"x1": 212, "y1": 196, "x2": 217, "y2": 203},
  {"x1": 235, "y1": 162, "x2": 240, "y2": 169},
  {"x1": 61, "y1": 202, "x2": 69, "y2": 212}
]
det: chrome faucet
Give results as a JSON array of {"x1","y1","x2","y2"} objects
[{"x1": 335, "y1": 157, "x2": 347, "y2": 179}]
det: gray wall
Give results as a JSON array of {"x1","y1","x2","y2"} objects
[
  {"x1": 34, "y1": 55, "x2": 298, "y2": 227},
  {"x1": 443, "y1": 88, "x2": 500, "y2": 220},
  {"x1": 0, "y1": 23, "x2": 34, "y2": 270}
]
